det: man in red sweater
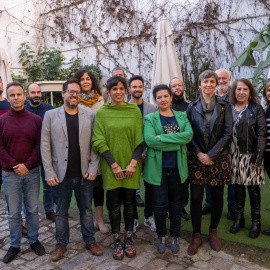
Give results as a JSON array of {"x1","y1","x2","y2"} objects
[{"x1": 0, "y1": 82, "x2": 45, "y2": 263}]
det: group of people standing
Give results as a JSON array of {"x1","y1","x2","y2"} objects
[{"x1": 0, "y1": 66, "x2": 269, "y2": 264}]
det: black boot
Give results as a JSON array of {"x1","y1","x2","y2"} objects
[
  {"x1": 248, "y1": 185, "x2": 261, "y2": 239},
  {"x1": 230, "y1": 185, "x2": 245, "y2": 234}
]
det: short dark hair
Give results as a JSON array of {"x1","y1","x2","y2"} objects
[
  {"x1": 152, "y1": 84, "x2": 172, "y2": 100},
  {"x1": 71, "y1": 69, "x2": 101, "y2": 95},
  {"x1": 0, "y1": 76, "x2": 2, "y2": 82},
  {"x1": 198, "y1": 70, "x2": 218, "y2": 86},
  {"x1": 229, "y1": 79, "x2": 257, "y2": 104},
  {"x1": 106, "y1": 76, "x2": 127, "y2": 92},
  {"x1": 262, "y1": 81, "x2": 270, "y2": 106},
  {"x1": 62, "y1": 79, "x2": 81, "y2": 92},
  {"x1": 6, "y1": 81, "x2": 24, "y2": 93},
  {"x1": 26, "y1": 83, "x2": 41, "y2": 92},
  {"x1": 129, "y1": 75, "x2": 144, "y2": 87}
]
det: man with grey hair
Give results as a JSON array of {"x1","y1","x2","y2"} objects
[{"x1": 215, "y1": 69, "x2": 231, "y2": 101}]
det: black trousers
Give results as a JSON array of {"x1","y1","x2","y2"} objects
[
  {"x1": 106, "y1": 188, "x2": 136, "y2": 234},
  {"x1": 190, "y1": 183, "x2": 224, "y2": 233}
]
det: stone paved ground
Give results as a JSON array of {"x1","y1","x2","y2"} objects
[{"x1": 0, "y1": 193, "x2": 269, "y2": 270}]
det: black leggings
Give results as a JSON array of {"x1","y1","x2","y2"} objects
[
  {"x1": 93, "y1": 185, "x2": 104, "y2": 207},
  {"x1": 190, "y1": 184, "x2": 224, "y2": 233},
  {"x1": 106, "y1": 188, "x2": 136, "y2": 234}
]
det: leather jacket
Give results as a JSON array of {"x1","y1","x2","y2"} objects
[
  {"x1": 233, "y1": 102, "x2": 266, "y2": 166},
  {"x1": 186, "y1": 96, "x2": 232, "y2": 161}
]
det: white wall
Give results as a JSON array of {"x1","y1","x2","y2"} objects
[{"x1": 0, "y1": 0, "x2": 269, "y2": 96}]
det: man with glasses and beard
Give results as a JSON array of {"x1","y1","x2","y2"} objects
[
  {"x1": 41, "y1": 79, "x2": 102, "y2": 262},
  {"x1": 169, "y1": 77, "x2": 190, "y2": 221}
]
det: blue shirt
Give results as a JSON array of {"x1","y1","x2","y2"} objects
[{"x1": 160, "y1": 114, "x2": 179, "y2": 168}]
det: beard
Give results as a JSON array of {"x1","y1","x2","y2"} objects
[
  {"x1": 0, "y1": 90, "x2": 3, "y2": 95},
  {"x1": 131, "y1": 92, "x2": 143, "y2": 99},
  {"x1": 30, "y1": 97, "x2": 41, "y2": 105},
  {"x1": 173, "y1": 91, "x2": 184, "y2": 99}
]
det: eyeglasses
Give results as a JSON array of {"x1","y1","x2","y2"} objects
[
  {"x1": 65, "y1": 89, "x2": 81, "y2": 96},
  {"x1": 171, "y1": 84, "x2": 183, "y2": 88}
]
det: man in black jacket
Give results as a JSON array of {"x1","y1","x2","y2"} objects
[{"x1": 169, "y1": 77, "x2": 190, "y2": 221}]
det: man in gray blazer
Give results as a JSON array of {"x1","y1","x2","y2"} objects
[
  {"x1": 129, "y1": 75, "x2": 157, "y2": 233},
  {"x1": 41, "y1": 79, "x2": 102, "y2": 262}
]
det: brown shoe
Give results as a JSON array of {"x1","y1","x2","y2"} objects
[
  {"x1": 85, "y1": 242, "x2": 103, "y2": 256},
  {"x1": 187, "y1": 232, "x2": 202, "y2": 256},
  {"x1": 46, "y1": 211, "x2": 55, "y2": 222},
  {"x1": 51, "y1": 244, "x2": 67, "y2": 262},
  {"x1": 209, "y1": 228, "x2": 222, "y2": 251},
  {"x1": 21, "y1": 223, "x2": 27, "y2": 238}
]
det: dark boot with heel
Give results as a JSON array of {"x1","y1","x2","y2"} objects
[
  {"x1": 230, "y1": 184, "x2": 245, "y2": 234},
  {"x1": 248, "y1": 185, "x2": 261, "y2": 239}
]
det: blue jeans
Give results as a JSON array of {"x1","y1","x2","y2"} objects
[
  {"x1": 52, "y1": 177, "x2": 95, "y2": 246},
  {"x1": 204, "y1": 184, "x2": 235, "y2": 208},
  {"x1": 150, "y1": 168, "x2": 182, "y2": 238},
  {"x1": 144, "y1": 180, "x2": 153, "y2": 218},
  {"x1": 2, "y1": 167, "x2": 40, "y2": 247},
  {"x1": 40, "y1": 163, "x2": 55, "y2": 214},
  {"x1": 181, "y1": 179, "x2": 189, "y2": 208}
]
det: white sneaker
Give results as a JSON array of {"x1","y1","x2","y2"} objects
[
  {"x1": 133, "y1": 219, "x2": 139, "y2": 233},
  {"x1": 144, "y1": 216, "x2": 156, "y2": 231}
]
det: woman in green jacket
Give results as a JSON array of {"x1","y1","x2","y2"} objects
[
  {"x1": 92, "y1": 76, "x2": 144, "y2": 260},
  {"x1": 143, "y1": 84, "x2": 193, "y2": 254}
]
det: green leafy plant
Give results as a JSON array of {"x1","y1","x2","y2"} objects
[
  {"x1": 17, "y1": 42, "x2": 103, "y2": 83},
  {"x1": 232, "y1": 22, "x2": 270, "y2": 93}
]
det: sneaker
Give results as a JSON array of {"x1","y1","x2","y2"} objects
[
  {"x1": 133, "y1": 218, "x2": 139, "y2": 233},
  {"x1": 124, "y1": 237, "x2": 136, "y2": 258},
  {"x1": 166, "y1": 211, "x2": 170, "y2": 220},
  {"x1": 202, "y1": 203, "x2": 211, "y2": 215},
  {"x1": 3, "y1": 246, "x2": 21, "y2": 263},
  {"x1": 30, "y1": 240, "x2": 45, "y2": 256},
  {"x1": 171, "y1": 237, "x2": 180, "y2": 254},
  {"x1": 113, "y1": 239, "x2": 124, "y2": 260},
  {"x1": 136, "y1": 195, "x2": 144, "y2": 207},
  {"x1": 181, "y1": 208, "x2": 190, "y2": 221},
  {"x1": 144, "y1": 216, "x2": 156, "y2": 231},
  {"x1": 157, "y1": 236, "x2": 166, "y2": 254}
]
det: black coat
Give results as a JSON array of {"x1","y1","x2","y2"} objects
[
  {"x1": 186, "y1": 96, "x2": 232, "y2": 161},
  {"x1": 233, "y1": 102, "x2": 266, "y2": 166}
]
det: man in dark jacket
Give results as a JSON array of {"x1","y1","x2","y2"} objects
[
  {"x1": 25, "y1": 83, "x2": 55, "y2": 221},
  {"x1": 169, "y1": 77, "x2": 190, "y2": 221}
]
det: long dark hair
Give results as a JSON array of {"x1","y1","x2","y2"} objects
[
  {"x1": 229, "y1": 79, "x2": 257, "y2": 104},
  {"x1": 72, "y1": 69, "x2": 101, "y2": 95}
]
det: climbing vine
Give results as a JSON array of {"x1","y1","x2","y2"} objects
[{"x1": 4, "y1": 0, "x2": 270, "y2": 97}]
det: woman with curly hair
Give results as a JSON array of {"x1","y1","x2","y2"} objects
[{"x1": 72, "y1": 69, "x2": 109, "y2": 234}]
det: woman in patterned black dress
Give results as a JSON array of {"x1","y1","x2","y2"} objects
[
  {"x1": 186, "y1": 70, "x2": 233, "y2": 255},
  {"x1": 229, "y1": 79, "x2": 266, "y2": 239},
  {"x1": 262, "y1": 81, "x2": 270, "y2": 236}
]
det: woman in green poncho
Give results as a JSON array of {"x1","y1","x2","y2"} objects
[{"x1": 92, "y1": 76, "x2": 144, "y2": 260}]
